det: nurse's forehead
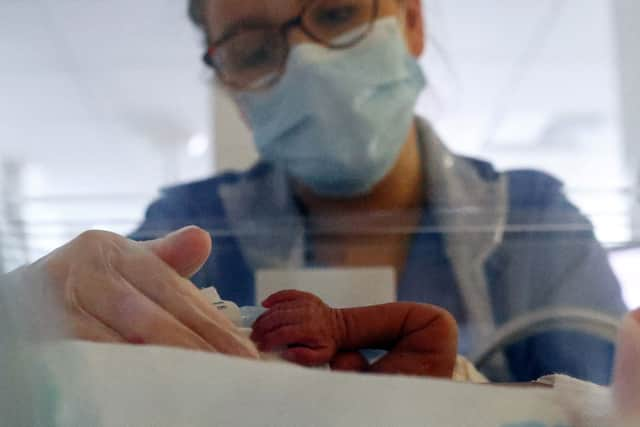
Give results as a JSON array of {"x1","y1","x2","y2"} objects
[{"x1": 203, "y1": 0, "x2": 303, "y2": 39}]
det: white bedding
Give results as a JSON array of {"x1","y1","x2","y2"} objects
[{"x1": 43, "y1": 341, "x2": 571, "y2": 427}]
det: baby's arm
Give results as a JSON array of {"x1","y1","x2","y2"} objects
[
  {"x1": 251, "y1": 290, "x2": 458, "y2": 378},
  {"x1": 339, "y1": 301, "x2": 458, "y2": 378}
]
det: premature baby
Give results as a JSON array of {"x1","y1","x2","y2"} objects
[{"x1": 249, "y1": 290, "x2": 485, "y2": 381}]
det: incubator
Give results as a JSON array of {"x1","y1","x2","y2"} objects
[
  {"x1": 2, "y1": 0, "x2": 640, "y2": 425},
  {"x1": 0, "y1": 271, "x2": 638, "y2": 426}
]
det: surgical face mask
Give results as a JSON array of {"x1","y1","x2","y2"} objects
[{"x1": 234, "y1": 17, "x2": 426, "y2": 198}]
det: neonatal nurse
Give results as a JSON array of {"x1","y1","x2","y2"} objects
[
  {"x1": 130, "y1": 0, "x2": 627, "y2": 383},
  {"x1": 4, "y1": 0, "x2": 627, "y2": 383}
]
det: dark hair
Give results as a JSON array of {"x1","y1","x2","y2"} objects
[
  {"x1": 188, "y1": 0, "x2": 204, "y2": 27},
  {"x1": 189, "y1": 0, "x2": 410, "y2": 30}
]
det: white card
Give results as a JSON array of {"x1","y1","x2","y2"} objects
[{"x1": 256, "y1": 268, "x2": 396, "y2": 308}]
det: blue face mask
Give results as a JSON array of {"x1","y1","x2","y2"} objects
[{"x1": 234, "y1": 17, "x2": 426, "y2": 198}]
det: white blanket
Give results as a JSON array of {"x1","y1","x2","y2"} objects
[{"x1": 44, "y1": 342, "x2": 570, "y2": 427}]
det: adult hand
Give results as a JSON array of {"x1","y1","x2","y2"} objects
[{"x1": 10, "y1": 226, "x2": 258, "y2": 359}]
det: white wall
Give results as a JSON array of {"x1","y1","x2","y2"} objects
[
  {"x1": 213, "y1": 89, "x2": 257, "y2": 172},
  {"x1": 0, "y1": 0, "x2": 216, "y2": 269},
  {"x1": 613, "y1": 0, "x2": 640, "y2": 240},
  {"x1": 419, "y1": 0, "x2": 632, "y2": 245}
]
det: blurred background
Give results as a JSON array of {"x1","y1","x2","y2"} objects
[{"x1": 0, "y1": 0, "x2": 638, "y2": 306}]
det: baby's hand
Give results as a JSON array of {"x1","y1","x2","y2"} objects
[{"x1": 251, "y1": 290, "x2": 345, "y2": 366}]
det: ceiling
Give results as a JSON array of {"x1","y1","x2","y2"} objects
[{"x1": 0, "y1": 0, "x2": 210, "y2": 196}]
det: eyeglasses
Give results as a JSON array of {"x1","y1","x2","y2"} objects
[{"x1": 203, "y1": 0, "x2": 380, "y2": 91}]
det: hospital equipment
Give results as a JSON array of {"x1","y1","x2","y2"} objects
[{"x1": 473, "y1": 308, "x2": 622, "y2": 371}]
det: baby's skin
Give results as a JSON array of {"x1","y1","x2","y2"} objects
[{"x1": 251, "y1": 290, "x2": 458, "y2": 378}]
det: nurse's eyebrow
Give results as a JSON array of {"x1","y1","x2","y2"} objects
[
  {"x1": 214, "y1": 2, "x2": 308, "y2": 45},
  {"x1": 214, "y1": 16, "x2": 275, "y2": 44}
]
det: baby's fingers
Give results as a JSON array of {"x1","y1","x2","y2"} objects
[
  {"x1": 262, "y1": 290, "x2": 316, "y2": 308},
  {"x1": 283, "y1": 347, "x2": 333, "y2": 367},
  {"x1": 330, "y1": 351, "x2": 369, "y2": 372},
  {"x1": 251, "y1": 308, "x2": 307, "y2": 341}
]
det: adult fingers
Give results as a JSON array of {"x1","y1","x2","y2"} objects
[
  {"x1": 116, "y1": 244, "x2": 258, "y2": 358},
  {"x1": 141, "y1": 226, "x2": 212, "y2": 278},
  {"x1": 74, "y1": 270, "x2": 218, "y2": 352},
  {"x1": 68, "y1": 312, "x2": 126, "y2": 344}
]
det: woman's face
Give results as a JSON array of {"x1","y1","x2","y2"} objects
[
  {"x1": 201, "y1": 0, "x2": 425, "y2": 90},
  {"x1": 200, "y1": 0, "x2": 427, "y2": 198}
]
